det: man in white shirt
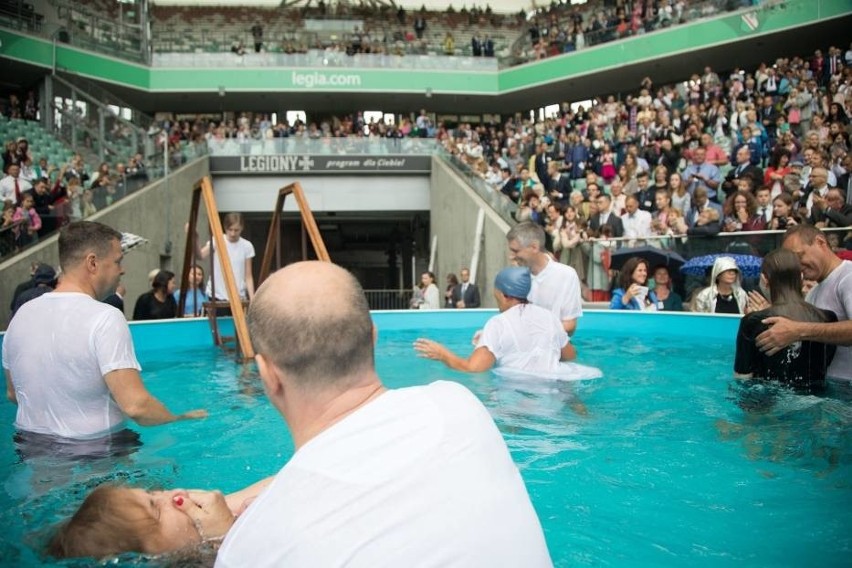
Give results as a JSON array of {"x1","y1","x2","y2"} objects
[
  {"x1": 216, "y1": 261, "x2": 552, "y2": 568},
  {"x1": 0, "y1": 164, "x2": 32, "y2": 205},
  {"x1": 3, "y1": 221, "x2": 206, "y2": 443},
  {"x1": 757, "y1": 225, "x2": 851, "y2": 382},
  {"x1": 506, "y1": 221, "x2": 582, "y2": 335},
  {"x1": 620, "y1": 195, "x2": 653, "y2": 246}
]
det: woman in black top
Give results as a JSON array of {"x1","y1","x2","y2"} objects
[
  {"x1": 133, "y1": 270, "x2": 178, "y2": 321},
  {"x1": 734, "y1": 249, "x2": 836, "y2": 394}
]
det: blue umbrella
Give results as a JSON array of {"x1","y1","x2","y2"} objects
[{"x1": 680, "y1": 254, "x2": 763, "y2": 279}]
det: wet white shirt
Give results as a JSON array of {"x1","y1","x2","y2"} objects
[
  {"x1": 478, "y1": 303, "x2": 567, "y2": 373},
  {"x1": 529, "y1": 256, "x2": 583, "y2": 324},
  {"x1": 216, "y1": 381, "x2": 552, "y2": 568},
  {"x1": 2, "y1": 293, "x2": 140, "y2": 439}
]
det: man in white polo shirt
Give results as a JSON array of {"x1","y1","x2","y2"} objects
[{"x1": 506, "y1": 221, "x2": 582, "y2": 335}]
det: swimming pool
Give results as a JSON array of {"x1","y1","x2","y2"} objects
[{"x1": 0, "y1": 311, "x2": 849, "y2": 567}]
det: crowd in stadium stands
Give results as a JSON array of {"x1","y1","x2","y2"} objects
[
  {"x1": 146, "y1": 0, "x2": 741, "y2": 63},
  {"x1": 516, "y1": 0, "x2": 740, "y2": 61},
  {"x1": 437, "y1": 44, "x2": 852, "y2": 306},
  {"x1": 1, "y1": 92, "x2": 149, "y2": 257},
  {"x1": 4, "y1": 40, "x2": 852, "y2": 309}
]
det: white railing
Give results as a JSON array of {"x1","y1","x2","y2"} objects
[{"x1": 363, "y1": 289, "x2": 415, "y2": 311}]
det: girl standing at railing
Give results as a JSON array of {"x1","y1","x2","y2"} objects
[
  {"x1": 581, "y1": 226, "x2": 615, "y2": 302},
  {"x1": 12, "y1": 191, "x2": 41, "y2": 247},
  {"x1": 669, "y1": 172, "x2": 691, "y2": 217}
]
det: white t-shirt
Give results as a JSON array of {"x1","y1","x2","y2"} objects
[
  {"x1": 216, "y1": 381, "x2": 552, "y2": 568},
  {"x1": 1, "y1": 293, "x2": 141, "y2": 439},
  {"x1": 529, "y1": 257, "x2": 583, "y2": 324},
  {"x1": 207, "y1": 236, "x2": 255, "y2": 301},
  {"x1": 478, "y1": 304, "x2": 567, "y2": 373},
  {"x1": 806, "y1": 260, "x2": 852, "y2": 381}
]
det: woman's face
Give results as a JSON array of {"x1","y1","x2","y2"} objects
[
  {"x1": 631, "y1": 262, "x2": 648, "y2": 285},
  {"x1": 734, "y1": 195, "x2": 748, "y2": 210},
  {"x1": 655, "y1": 192, "x2": 670, "y2": 210},
  {"x1": 166, "y1": 278, "x2": 177, "y2": 295},
  {"x1": 779, "y1": 154, "x2": 789, "y2": 167},
  {"x1": 190, "y1": 267, "x2": 204, "y2": 286},
  {"x1": 125, "y1": 488, "x2": 201, "y2": 553},
  {"x1": 421, "y1": 272, "x2": 433, "y2": 286},
  {"x1": 565, "y1": 207, "x2": 576, "y2": 221},
  {"x1": 773, "y1": 198, "x2": 790, "y2": 217},
  {"x1": 669, "y1": 173, "x2": 682, "y2": 188},
  {"x1": 654, "y1": 267, "x2": 670, "y2": 286}
]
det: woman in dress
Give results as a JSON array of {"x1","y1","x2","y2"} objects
[{"x1": 418, "y1": 271, "x2": 441, "y2": 310}]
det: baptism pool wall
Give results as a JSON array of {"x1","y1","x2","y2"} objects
[{"x1": 117, "y1": 309, "x2": 743, "y2": 351}]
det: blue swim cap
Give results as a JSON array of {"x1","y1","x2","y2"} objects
[{"x1": 494, "y1": 267, "x2": 531, "y2": 300}]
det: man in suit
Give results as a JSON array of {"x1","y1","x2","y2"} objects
[
  {"x1": 451, "y1": 268, "x2": 481, "y2": 309},
  {"x1": 810, "y1": 188, "x2": 852, "y2": 229},
  {"x1": 546, "y1": 161, "x2": 572, "y2": 207},
  {"x1": 837, "y1": 153, "x2": 852, "y2": 205},
  {"x1": 533, "y1": 141, "x2": 551, "y2": 191},
  {"x1": 721, "y1": 145, "x2": 763, "y2": 201},
  {"x1": 589, "y1": 193, "x2": 624, "y2": 237},
  {"x1": 687, "y1": 187, "x2": 723, "y2": 228}
]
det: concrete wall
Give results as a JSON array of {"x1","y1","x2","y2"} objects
[
  {"x1": 429, "y1": 156, "x2": 512, "y2": 309},
  {"x1": 213, "y1": 175, "x2": 430, "y2": 212},
  {"x1": 0, "y1": 157, "x2": 210, "y2": 329}
]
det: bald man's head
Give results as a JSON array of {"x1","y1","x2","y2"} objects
[{"x1": 249, "y1": 261, "x2": 374, "y2": 390}]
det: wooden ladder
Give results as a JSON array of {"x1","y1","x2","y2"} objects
[{"x1": 178, "y1": 176, "x2": 254, "y2": 361}]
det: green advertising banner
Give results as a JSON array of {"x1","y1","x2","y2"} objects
[{"x1": 1, "y1": 0, "x2": 848, "y2": 96}]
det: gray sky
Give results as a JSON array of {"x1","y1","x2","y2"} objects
[{"x1": 148, "y1": 1, "x2": 559, "y2": 15}]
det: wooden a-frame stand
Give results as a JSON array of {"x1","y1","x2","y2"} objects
[
  {"x1": 179, "y1": 179, "x2": 331, "y2": 362},
  {"x1": 259, "y1": 181, "x2": 331, "y2": 283},
  {"x1": 179, "y1": 176, "x2": 254, "y2": 361}
]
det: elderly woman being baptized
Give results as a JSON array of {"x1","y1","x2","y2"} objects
[{"x1": 48, "y1": 478, "x2": 271, "y2": 559}]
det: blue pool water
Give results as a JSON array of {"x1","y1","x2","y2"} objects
[{"x1": 0, "y1": 311, "x2": 849, "y2": 567}]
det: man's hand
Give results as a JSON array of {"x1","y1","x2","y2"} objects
[
  {"x1": 174, "y1": 490, "x2": 235, "y2": 540},
  {"x1": 180, "y1": 409, "x2": 209, "y2": 420},
  {"x1": 756, "y1": 316, "x2": 800, "y2": 356}
]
